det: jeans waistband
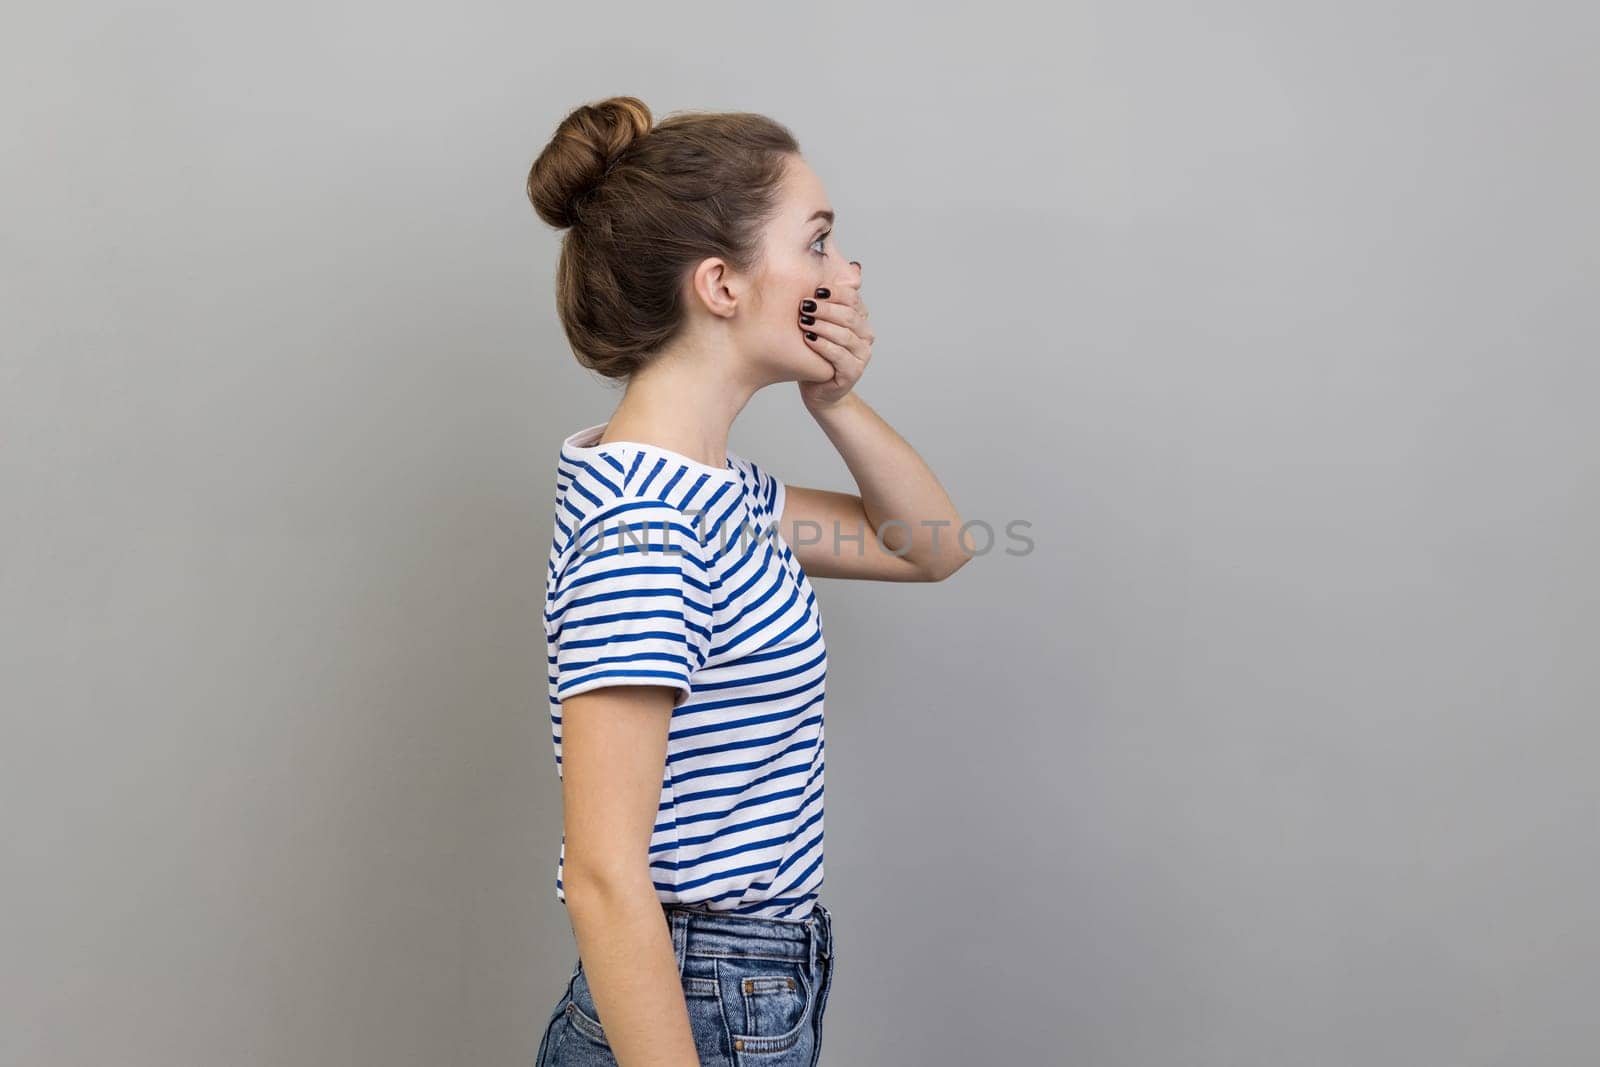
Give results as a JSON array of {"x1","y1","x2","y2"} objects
[{"x1": 662, "y1": 901, "x2": 833, "y2": 973}]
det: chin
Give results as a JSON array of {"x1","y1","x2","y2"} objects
[
  {"x1": 791, "y1": 361, "x2": 834, "y2": 385},
  {"x1": 760, "y1": 346, "x2": 830, "y2": 385}
]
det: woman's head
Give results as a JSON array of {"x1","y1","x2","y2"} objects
[{"x1": 527, "y1": 96, "x2": 855, "y2": 384}]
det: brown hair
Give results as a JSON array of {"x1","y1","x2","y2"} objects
[{"x1": 526, "y1": 96, "x2": 801, "y2": 379}]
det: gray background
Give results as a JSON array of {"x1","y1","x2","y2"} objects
[{"x1": 4, "y1": 2, "x2": 1596, "y2": 1065}]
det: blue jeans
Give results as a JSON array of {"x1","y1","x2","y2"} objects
[{"x1": 535, "y1": 900, "x2": 836, "y2": 1066}]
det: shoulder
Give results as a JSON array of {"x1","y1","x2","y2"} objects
[
  {"x1": 559, "y1": 492, "x2": 713, "y2": 561},
  {"x1": 553, "y1": 471, "x2": 721, "y2": 586},
  {"x1": 557, "y1": 443, "x2": 704, "y2": 537}
]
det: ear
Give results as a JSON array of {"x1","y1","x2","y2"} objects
[{"x1": 688, "y1": 257, "x2": 740, "y2": 319}]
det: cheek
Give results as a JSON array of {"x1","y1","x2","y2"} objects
[{"x1": 766, "y1": 267, "x2": 813, "y2": 320}]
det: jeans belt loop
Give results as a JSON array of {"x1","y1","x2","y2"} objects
[{"x1": 671, "y1": 908, "x2": 687, "y2": 974}]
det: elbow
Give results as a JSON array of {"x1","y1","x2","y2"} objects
[
  {"x1": 920, "y1": 514, "x2": 976, "y2": 581},
  {"x1": 561, "y1": 869, "x2": 656, "y2": 925},
  {"x1": 918, "y1": 547, "x2": 973, "y2": 582},
  {"x1": 561, "y1": 855, "x2": 654, "y2": 911}
]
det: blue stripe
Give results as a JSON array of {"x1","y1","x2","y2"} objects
[{"x1": 559, "y1": 666, "x2": 688, "y2": 692}]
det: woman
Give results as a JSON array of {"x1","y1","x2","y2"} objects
[{"x1": 528, "y1": 96, "x2": 970, "y2": 1067}]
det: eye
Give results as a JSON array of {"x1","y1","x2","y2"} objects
[{"x1": 810, "y1": 229, "x2": 831, "y2": 256}]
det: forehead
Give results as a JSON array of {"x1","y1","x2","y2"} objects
[{"x1": 781, "y1": 156, "x2": 831, "y2": 224}]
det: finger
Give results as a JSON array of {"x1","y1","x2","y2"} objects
[
  {"x1": 799, "y1": 316, "x2": 866, "y2": 365},
  {"x1": 801, "y1": 301, "x2": 873, "y2": 348},
  {"x1": 801, "y1": 327, "x2": 859, "y2": 374},
  {"x1": 802, "y1": 296, "x2": 866, "y2": 335},
  {"x1": 838, "y1": 277, "x2": 867, "y2": 316}
]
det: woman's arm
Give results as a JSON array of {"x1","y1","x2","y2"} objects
[
  {"x1": 779, "y1": 392, "x2": 973, "y2": 582},
  {"x1": 789, "y1": 264, "x2": 969, "y2": 582},
  {"x1": 558, "y1": 684, "x2": 700, "y2": 1067}
]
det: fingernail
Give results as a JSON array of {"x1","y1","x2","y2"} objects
[
  {"x1": 815, "y1": 287, "x2": 830, "y2": 298},
  {"x1": 805, "y1": 331, "x2": 818, "y2": 341},
  {"x1": 801, "y1": 299, "x2": 816, "y2": 312},
  {"x1": 800, "y1": 313, "x2": 815, "y2": 325}
]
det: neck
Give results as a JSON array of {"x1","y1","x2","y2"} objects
[{"x1": 598, "y1": 335, "x2": 762, "y2": 468}]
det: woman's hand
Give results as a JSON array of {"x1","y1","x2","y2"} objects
[{"x1": 798, "y1": 261, "x2": 873, "y2": 412}]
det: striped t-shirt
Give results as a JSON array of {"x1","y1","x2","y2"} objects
[{"x1": 543, "y1": 422, "x2": 827, "y2": 923}]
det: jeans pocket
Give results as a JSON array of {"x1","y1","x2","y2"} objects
[
  {"x1": 718, "y1": 956, "x2": 814, "y2": 1056},
  {"x1": 565, "y1": 957, "x2": 729, "y2": 1065},
  {"x1": 565, "y1": 961, "x2": 611, "y2": 1048}
]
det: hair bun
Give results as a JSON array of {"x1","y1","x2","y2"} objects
[{"x1": 527, "y1": 96, "x2": 653, "y2": 229}]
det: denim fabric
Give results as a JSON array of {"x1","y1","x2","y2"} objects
[{"x1": 535, "y1": 901, "x2": 836, "y2": 1067}]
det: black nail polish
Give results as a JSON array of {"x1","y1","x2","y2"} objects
[
  {"x1": 800, "y1": 313, "x2": 815, "y2": 325},
  {"x1": 805, "y1": 331, "x2": 818, "y2": 341},
  {"x1": 801, "y1": 299, "x2": 816, "y2": 312},
  {"x1": 815, "y1": 287, "x2": 830, "y2": 298}
]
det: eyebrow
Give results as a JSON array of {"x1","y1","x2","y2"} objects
[{"x1": 806, "y1": 209, "x2": 835, "y2": 226}]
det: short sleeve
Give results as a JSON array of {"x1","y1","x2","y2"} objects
[{"x1": 548, "y1": 498, "x2": 716, "y2": 708}]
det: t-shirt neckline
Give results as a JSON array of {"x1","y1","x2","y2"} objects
[{"x1": 563, "y1": 422, "x2": 741, "y2": 482}]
